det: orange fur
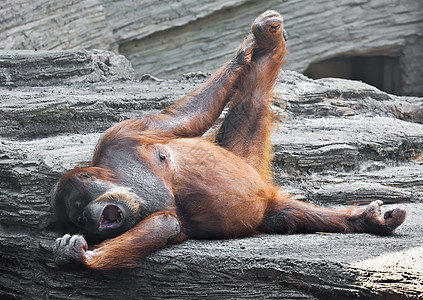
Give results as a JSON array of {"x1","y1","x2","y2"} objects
[{"x1": 53, "y1": 11, "x2": 406, "y2": 271}]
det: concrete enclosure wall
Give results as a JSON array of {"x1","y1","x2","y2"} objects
[{"x1": 1, "y1": 0, "x2": 422, "y2": 96}]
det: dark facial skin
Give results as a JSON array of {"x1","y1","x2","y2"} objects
[{"x1": 53, "y1": 143, "x2": 174, "y2": 239}]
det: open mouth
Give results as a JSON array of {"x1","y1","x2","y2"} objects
[{"x1": 99, "y1": 204, "x2": 123, "y2": 230}]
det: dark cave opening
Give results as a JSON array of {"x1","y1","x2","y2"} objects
[{"x1": 304, "y1": 56, "x2": 401, "y2": 95}]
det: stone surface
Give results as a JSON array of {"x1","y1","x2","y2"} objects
[
  {"x1": 0, "y1": 50, "x2": 134, "y2": 87},
  {"x1": 1, "y1": 203, "x2": 422, "y2": 299},
  {"x1": 350, "y1": 245, "x2": 423, "y2": 297},
  {"x1": 1, "y1": 0, "x2": 422, "y2": 95},
  {"x1": 271, "y1": 72, "x2": 423, "y2": 207},
  {"x1": 0, "y1": 51, "x2": 422, "y2": 299}
]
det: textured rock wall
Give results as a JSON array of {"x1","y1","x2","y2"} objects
[
  {"x1": 0, "y1": 50, "x2": 422, "y2": 299},
  {"x1": 0, "y1": 50, "x2": 134, "y2": 86},
  {"x1": 1, "y1": 0, "x2": 112, "y2": 50},
  {"x1": 1, "y1": 0, "x2": 422, "y2": 95}
]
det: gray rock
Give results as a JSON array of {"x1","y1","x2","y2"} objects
[
  {"x1": 0, "y1": 51, "x2": 422, "y2": 299},
  {"x1": 270, "y1": 71, "x2": 423, "y2": 207},
  {"x1": 312, "y1": 182, "x2": 413, "y2": 204},
  {"x1": 1, "y1": 1, "x2": 422, "y2": 95},
  {"x1": 0, "y1": 50, "x2": 134, "y2": 87}
]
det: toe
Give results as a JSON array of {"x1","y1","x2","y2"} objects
[
  {"x1": 372, "y1": 200, "x2": 384, "y2": 207},
  {"x1": 385, "y1": 207, "x2": 407, "y2": 224},
  {"x1": 70, "y1": 235, "x2": 88, "y2": 251},
  {"x1": 261, "y1": 10, "x2": 282, "y2": 19},
  {"x1": 59, "y1": 234, "x2": 72, "y2": 247},
  {"x1": 365, "y1": 200, "x2": 384, "y2": 216}
]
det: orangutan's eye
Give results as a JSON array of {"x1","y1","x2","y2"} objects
[
  {"x1": 78, "y1": 173, "x2": 91, "y2": 179},
  {"x1": 158, "y1": 152, "x2": 166, "y2": 161}
]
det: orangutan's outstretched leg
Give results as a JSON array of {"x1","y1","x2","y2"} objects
[
  {"x1": 215, "y1": 11, "x2": 287, "y2": 182},
  {"x1": 258, "y1": 194, "x2": 407, "y2": 235}
]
